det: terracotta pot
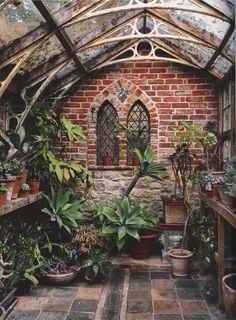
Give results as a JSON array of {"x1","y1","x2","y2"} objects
[
  {"x1": 131, "y1": 156, "x2": 140, "y2": 166},
  {"x1": 20, "y1": 190, "x2": 30, "y2": 198},
  {"x1": 12, "y1": 175, "x2": 22, "y2": 199},
  {"x1": 0, "y1": 178, "x2": 16, "y2": 202},
  {"x1": 45, "y1": 268, "x2": 80, "y2": 285},
  {"x1": 212, "y1": 185, "x2": 221, "y2": 201},
  {"x1": 129, "y1": 234, "x2": 158, "y2": 259},
  {"x1": 169, "y1": 249, "x2": 193, "y2": 277},
  {"x1": 222, "y1": 273, "x2": 236, "y2": 319},
  {"x1": 163, "y1": 199, "x2": 188, "y2": 224},
  {"x1": 0, "y1": 191, "x2": 7, "y2": 206},
  {"x1": 20, "y1": 169, "x2": 28, "y2": 185},
  {"x1": 29, "y1": 181, "x2": 40, "y2": 194},
  {"x1": 102, "y1": 156, "x2": 112, "y2": 166}
]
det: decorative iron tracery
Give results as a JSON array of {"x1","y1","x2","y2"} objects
[
  {"x1": 127, "y1": 100, "x2": 150, "y2": 165},
  {"x1": 97, "y1": 101, "x2": 119, "y2": 165}
]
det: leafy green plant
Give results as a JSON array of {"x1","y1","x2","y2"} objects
[
  {"x1": 0, "y1": 183, "x2": 10, "y2": 192},
  {"x1": 72, "y1": 224, "x2": 105, "y2": 257},
  {"x1": 82, "y1": 249, "x2": 111, "y2": 282},
  {"x1": 102, "y1": 197, "x2": 156, "y2": 250},
  {"x1": 125, "y1": 145, "x2": 168, "y2": 196},
  {"x1": 42, "y1": 188, "x2": 85, "y2": 234},
  {"x1": 21, "y1": 183, "x2": 30, "y2": 191},
  {"x1": 61, "y1": 117, "x2": 85, "y2": 142}
]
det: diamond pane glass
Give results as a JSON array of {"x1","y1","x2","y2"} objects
[
  {"x1": 97, "y1": 101, "x2": 119, "y2": 165},
  {"x1": 127, "y1": 101, "x2": 150, "y2": 165}
]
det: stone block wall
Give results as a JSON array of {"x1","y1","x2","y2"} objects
[{"x1": 62, "y1": 61, "x2": 218, "y2": 210}]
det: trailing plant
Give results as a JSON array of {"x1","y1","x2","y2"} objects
[
  {"x1": 101, "y1": 197, "x2": 157, "y2": 250},
  {"x1": 42, "y1": 187, "x2": 85, "y2": 234}
]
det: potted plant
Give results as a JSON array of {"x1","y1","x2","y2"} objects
[
  {"x1": 217, "y1": 160, "x2": 236, "y2": 209},
  {"x1": 222, "y1": 273, "x2": 236, "y2": 319},
  {"x1": 167, "y1": 122, "x2": 204, "y2": 276},
  {"x1": 82, "y1": 249, "x2": 111, "y2": 282},
  {"x1": 27, "y1": 158, "x2": 43, "y2": 194},
  {"x1": 101, "y1": 197, "x2": 158, "y2": 259},
  {"x1": 42, "y1": 187, "x2": 85, "y2": 234},
  {"x1": 102, "y1": 153, "x2": 112, "y2": 166},
  {"x1": 0, "y1": 163, "x2": 16, "y2": 202},
  {"x1": 19, "y1": 183, "x2": 31, "y2": 198},
  {"x1": 0, "y1": 184, "x2": 10, "y2": 206},
  {"x1": 43, "y1": 250, "x2": 80, "y2": 285}
]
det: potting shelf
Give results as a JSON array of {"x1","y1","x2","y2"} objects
[
  {"x1": 0, "y1": 193, "x2": 43, "y2": 217},
  {"x1": 200, "y1": 192, "x2": 236, "y2": 307}
]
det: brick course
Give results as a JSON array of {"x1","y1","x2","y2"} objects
[{"x1": 62, "y1": 61, "x2": 218, "y2": 166}]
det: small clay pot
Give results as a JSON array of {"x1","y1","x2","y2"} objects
[
  {"x1": 28, "y1": 181, "x2": 40, "y2": 194},
  {"x1": 12, "y1": 175, "x2": 22, "y2": 199},
  {"x1": 20, "y1": 190, "x2": 30, "y2": 198},
  {"x1": 102, "y1": 156, "x2": 112, "y2": 166},
  {"x1": 0, "y1": 178, "x2": 16, "y2": 202},
  {"x1": 169, "y1": 249, "x2": 193, "y2": 277},
  {"x1": 222, "y1": 273, "x2": 236, "y2": 319},
  {"x1": 131, "y1": 156, "x2": 140, "y2": 166}
]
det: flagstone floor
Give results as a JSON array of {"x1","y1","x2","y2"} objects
[{"x1": 9, "y1": 266, "x2": 228, "y2": 320}]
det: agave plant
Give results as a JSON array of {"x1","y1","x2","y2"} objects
[
  {"x1": 125, "y1": 145, "x2": 168, "y2": 196},
  {"x1": 102, "y1": 197, "x2": 156, "y2": 250},
  {"x1": 42, "y1": 188, "x2": 85, "y2": 234}
]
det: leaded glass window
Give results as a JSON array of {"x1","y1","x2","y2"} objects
[
  {"x1": 97, "y1": 101, "x2": 119, "y2": 165},
  {"x1": 127, "y1": 100, "x2": 150, "y2": 165}
]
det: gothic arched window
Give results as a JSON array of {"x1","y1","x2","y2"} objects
[
  {"x1": 97, "y1": 101, "x2": 119, "y2": 165},
  {"x1": 127, "y1": 100, "x2": 150, "y2": 164}
]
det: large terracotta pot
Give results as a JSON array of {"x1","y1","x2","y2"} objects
[
  {"x1": 29, "y1": 181, "x2": 40, "y2": 194},
  {"x1": 12, "y1": 175, "x2": 22, "y2": 199},
  {"x1": 163, "y1": 199, "x2": 188, "y2": 224},
  {"x1": 222, "y1": 273, "x2": 236, "y2": 319},
  {"x1": 0, "y1": 178, "x2": 16, "y2": 202},
  {"x1": 169, "y1": 249, "x2": 193, "y2": 277},
  {"x1": 129, "y1": 234, "x2": 158, "y2": 259}
]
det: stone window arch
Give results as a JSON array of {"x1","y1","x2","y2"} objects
[
  {"x1": 127, "y1": 100, "x2": 150, "y2": 165},
  {"x1": 97, "y1": 100, "x2": 119, "y2": 165}
]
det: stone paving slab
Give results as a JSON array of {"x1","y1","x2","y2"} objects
[{"x1": 9, "y1": 267, "x2": 229, "y2": 320}]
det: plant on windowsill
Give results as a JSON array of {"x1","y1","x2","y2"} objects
[{"x1": 102, "y1": 153, "x2": 112, "y2": 166}]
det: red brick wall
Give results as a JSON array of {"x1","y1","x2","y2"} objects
[{"x1": 62, "y1": 61, "x2": 218, "y2": 167}]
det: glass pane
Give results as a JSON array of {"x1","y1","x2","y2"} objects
[
  {"x1": 97, "y1": 102, "x2": 119, "y2": 165},
  {"x1": 19, "y1": 35, "x2": 64, "y2": 75},
  {"x1": 65, "y1": 12, "x2": 126, "y2": 46},
  {"x1": 222, "y1": 140, "x2": 231, "y2": 160},
  {"x1": 42, "y1": 0, "x2": 73, "y2": 13},
  {"x1": 158, "y1": 38, "x2": 215, "y2": 67},
  {"x1": 159, "y1": 9, "x2": 231, "y2": 45},
  {"x1": 0, "y1": 0, "x2": 44, "y2": 49},
  {"x1": 77, "y1": 40, "x2": 133, "y2": 69},
  {"x1": 223, "y1": 106, "x2": 231, "y2": 131}
]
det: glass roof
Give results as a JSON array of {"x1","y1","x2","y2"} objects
[
  {"x1": 0, "y1": 0, "x2": 44, "y2": 49},
  {"x1": 0, "y1": 0, "x2": 234, "y2": 97}
]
